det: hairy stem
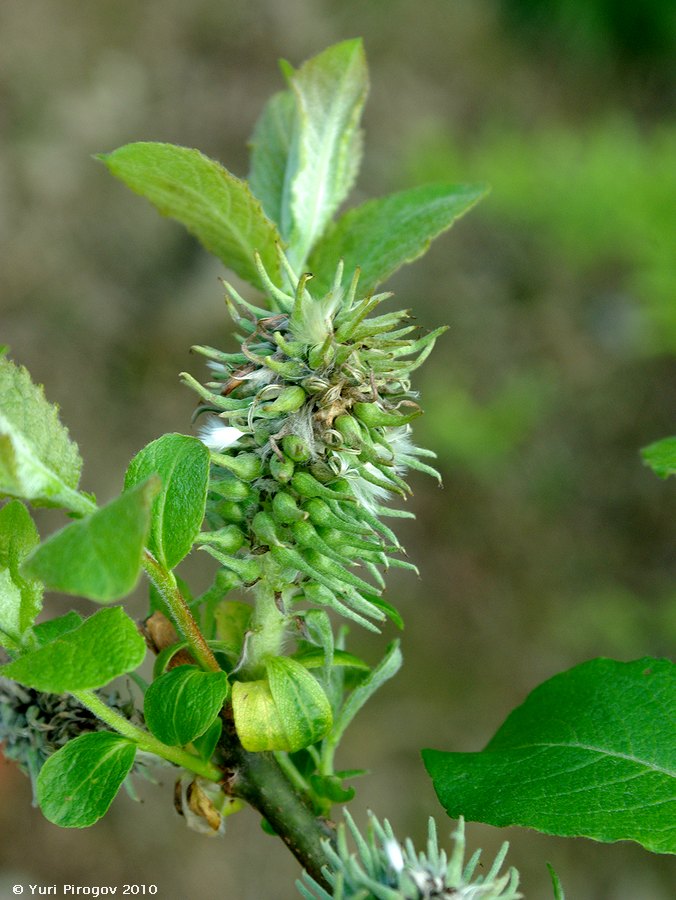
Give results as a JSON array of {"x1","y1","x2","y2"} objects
[
  {"x1": 239, "y1": 578, "x2": 288, "y2": 679},
  {"x1": 72, "y1": 689, "x2": 222, "y2": 781},
  {"x1": 142, "y1": 550, "x2": 220, "y2": 673}
]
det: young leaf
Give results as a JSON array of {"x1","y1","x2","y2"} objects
[
  {"x1": 0, "y1": 355, "x2": 88, "y2": 515},
  {"x1": 124, "y1": 434, "x2": 210, "y2": 570},
  {"x1": 0, "y1": 606, "x2": 146, "y2": 692},
  {"x1": 547, "y1": 864, "x2": 566, "y2": 900},
  {"x1": 0, "y1": 500, "x2": 42, "y2": 650},
  {"x1": 248, "y1": 90, "x2": 297, "y2": 235},
  {"x1": 23, "y1": 477, "x2": 159, "y2": 602},
  {"x1": 192, "y1": 716, "x2": 223, "y2": 762},
  {"x1": 143, "y1": 664, "x2": 229, "y2": 747},
  {"x1": 285, "y1": 39, "x2": 368, "y2": 268},
  {"x1": 232, "y1": 657, "x2": 333, "y2": 752},
  {"x1": 308, "y1": 182, "x2": 489, "y2": 296},
  {"x1": 33, "y1": 610, "x2": 83, "y2": 647},
  {"x1": 329, "y1": 641, "x2": 402, "y2": 750},
  {"x1": 37, "y1": 731, "x2": 136, "y2": 827},
  {"x1": 422, "y1": 657, "x2": 676, "y2": 855},
  {"x1": 642, "y1": 436, "x2": 676, "y2": 479},
  {"x1": 98, "y1": 142, "x2": 281, "y2": 291}
]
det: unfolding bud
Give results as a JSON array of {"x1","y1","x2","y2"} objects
[
  {"x1": 231, "y1": 656, "x2": 332, "y2": 752},
  {"x1": 291, "y1": 472, "x2": 353, "y2": 502},
  {"x1": 209, "y1": 476, "x2": 252, "y2": 502},
  {"x1": 198, "y1": 525, "x2": 246, "y2": 554},
  {"x1": 251, "y1": 511, "x2": 284, "y2": 547}
]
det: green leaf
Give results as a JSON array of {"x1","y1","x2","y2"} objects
[
  {"x1": 0, "y1": 500, "x2": 42, "y2": 650},
  {"x1": 0, "y1": 606, "x2": 146, "y2": 692},
  {"x1": 0, "y1": 356, "x2": 88, "y2": 515},
  {"x1": 642, "y1": 436, "x2": 676, "y2": 479},
  {"x1": 192, "y1": 716, "x2": 223, "y2": 762},
  {"x1": 292, "y1": 649, "x2": 370, "y2": 671},
  {"x1": 248, "y1": 90, "x2": 297, "y2": 235},
  {"x1": 285, "y1": 39, "x2": 368, "y2": 268},
  {"x1": 232, "y1": 657, "x2": 333, "y2": 752},
  {"x1": 143, "y1": 664, "x2": 229, "y2": 747},
  {"x1": 98, "y1": 142, "x2": 281, "y2": 291},
  {"x1": 308, "y1": 182, "x2": 489, "y2": 296},
  {"x1": 124, "y1": 434, "x2": 210, "y2": 570},
  {"x1": 547, "y1": 863, "x2": 566, "y2": 900},
  {"x1": 33, "y1": 610, "x2": 83, "y2": 647},
  {"x1": 423, "y1": 657, "x2": 676, "y2": 855},
  {"x1": 328, "y1": 641, "x2": 402, "y2": 751},
  {"x1": 23, "y1": 478, "x2": 159, "y2": 602},
  {"x1": 37, "y1": 731, "x2": 136, "y2": 827}
]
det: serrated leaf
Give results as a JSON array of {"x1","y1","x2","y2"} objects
[
  {"x1": 308, "y1": 182, "x2": 489, "y2": 296},
  {"x1": 248, "y1": 90, "x2": 297, "y2": 235},
  {"x1": 0, "y1": 500, "x2": 42, "y2": 650},
  {"x1": 99, "y1": 142, "x2": 281, "y2": 291},
  {"x1": 143, "y1": 664, "x2": 229, "y2": 747},
  {"x1": 423, "y1": 657, "x2": 676, "y2": 855},
  {"x1": 37, "y1": 731, "x2": 136, "y2": 827},
  {"x1": 285, "y1": 39, "x2": 368, "y2": 268},
  {"x1": 0, "y1": 356, "x2": 88, "y2": 514},
  {"x1": 23, "y1": 478, "x2": 159, "y2": 602},
  {"x1": 642, "y1": 436, "x2": 676, "y2": 479},
  {"x1": 33, "y1": 610, "x2": 83, "y2": 647},
  {"x1": 0, "y1": 606, "x2": 146, "y2": 692},
  {"x1": 124, "y1": 433, "x2": 209, "y2": 570}
]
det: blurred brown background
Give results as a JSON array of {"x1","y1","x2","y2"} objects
[{"x1": 1, "y1": 1, "x2": 675, "y2": 897}]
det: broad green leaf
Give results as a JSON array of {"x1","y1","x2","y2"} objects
[
  {"x1": 328, "y1": 640, "x2": 402, "y2": 751},
  {"x1": 192, "y1": 716, "x2": 223, "y2": 762},
  {"x1": 23, "y1": 477, "x2": 159, "y2": 602},
  {"x1": 248, "y1": 90, "x2": 297, "y2": 235},
  {"x1": 308, "y1": 182, "x2": 489, "y2": 296},
  {"x1": 124, "y1": 434, "x2": 209, "y2": 570},
  {"x1": 33, "y1": 610, "x2": 83, "y2": 647},
  {"x1": 143, "y1": 664, "x2": 229, "y2": 747},
  {"x1": 0, "y1": 500, "x2": 42, "y2": 649},
  {"x1": 37, "y1": 731, "x2": 136, "y2": 827},
  {"x1": 0, "y1": 355, "x2": 88, "y2": 515},
  {"x1": 285, "y1": 39, "x2": 368, "y2": 268},
  {"x1": 232, "y1": 657, "x2": 332, "y2": 752},
  {"x1": 642, "y1": 436, "x2": 676, "y2": 478},
  {"x1": 423, "y1": 657, "x2": 676, "y2": 855},
  {"x1": 0, "y1": 606, "x2": 146, "y2": 692},
  {"x1": 99, "y1": 142, "x2": 281, "y2": 291}
]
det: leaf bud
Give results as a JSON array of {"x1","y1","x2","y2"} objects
[
  {"x1": 198, "y1": 525, "x2": 246, "y2": 554},
  {"x1": 251, "y1": 511, "x2": 284, "y2": 547},
  {"x1": 258, "y1": 385, "x2": 307, "y2": 417},
  {"x1": 352, "y1": 401, "x2": 422, "y2": 428},
  {"x1": 211, "y1": 451, "x2": 263, "y2": 482}
]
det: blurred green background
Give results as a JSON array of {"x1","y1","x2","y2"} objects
[{"x1": 1, "y1": 1, "x2": 675, "y2": 897}]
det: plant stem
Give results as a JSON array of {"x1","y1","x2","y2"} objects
[
  {"x1": 239, "y1": 578, "x2": 288, "y2": 679},
  {"x1": 71, "y1": 689, "x2": 221, "y2": 781},
  {"x1": 219, "y1": 713, "x2": 334, "y2": 886},
  {"x1": 142, "y1": 550, "x2": 220, "y2": 673}
]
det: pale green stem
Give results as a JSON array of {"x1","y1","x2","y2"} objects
[
  {"x1": 273, "y1": 750, "x2": 312, "y2": 796},
  {"x1": 142, "y1": 550, "x2": 220, "y2": 673},
  {"x1": 239, "y1": 578, "x2": 288, "y2": 679},
  {"x1": 71, "y1": 689, "x2": 221, "y2": 781}
]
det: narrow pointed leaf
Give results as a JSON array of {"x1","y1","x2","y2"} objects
[
  {"x1": 37, "y1": 731, "x2": 136, "y2": 827},
  {"x1": 329, "y1": 641, "x2": 402, "y2": 749},
  {"x1": 0, "y1": 606, "x2": 146, "y2": 692},
  {"x1": 0, "y1": 355, "x2": 88, "y2": 514},
  {"x1": 248, "y1": 90, "x2": 297, "y2": 234},
  {"x1": 423, "y1": 657, "x2": 676, "y2": 854},
  {"x1": 286, "y1": 39, "x2": 368, "y2": 267},
  {"x1": 23, "y1": 478, "x2": 159, "y2": 602},
  {"x1": 143, "y1": 664, "x2": 229, "y2": 747},
  {"x1": 124, "y1": 433, "x2": 210, "y2": 570},
  {"x1": 308, "y1": 182, "x2": 489, "y2": 296},
  {"x1": 0, "y1": 500, "x2": 42, "y2": 649},
  {"x1": 99, "y1": 142, "x2": 281, "y2": 290}
]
